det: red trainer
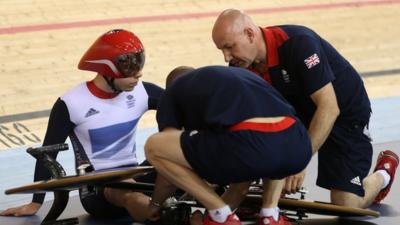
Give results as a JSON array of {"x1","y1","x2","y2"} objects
[
  {"x1": 373, "y1": 150, "x2": 399, "y2": 203},
  {"x1": 203, "y1": 214, "x2": 241, "y2": 225},
  {"x1": 259, "y1": 215, "x2": 293, "y2": 225}
]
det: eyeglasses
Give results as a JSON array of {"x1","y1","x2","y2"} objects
[{"x1": 116, "y1": 50, "x2": 145, "y2": 77}]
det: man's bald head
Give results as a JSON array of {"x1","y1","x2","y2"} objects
[
  {"x1": 212, "y1": 9, "x2": 257, "y2": 43},
  {"x1": 212, "y1": 9, "x2": 264, "y2": 68}
]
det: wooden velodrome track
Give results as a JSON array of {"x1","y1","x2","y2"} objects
[{"x1": 0, "y1": 0, "x2": 399, "y2": 150}]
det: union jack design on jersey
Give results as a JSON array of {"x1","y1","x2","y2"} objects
[{"x1": 304, "y1": 53, "x2": 320, "y2": 69}]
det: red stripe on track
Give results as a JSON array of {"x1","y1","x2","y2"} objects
[{"x1": 0, "y1": 0, "x2": 399, "y2": 35}]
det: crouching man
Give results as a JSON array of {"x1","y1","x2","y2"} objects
[{"x1": 145, "y1": 66, "x2": 312, "y2": 225}]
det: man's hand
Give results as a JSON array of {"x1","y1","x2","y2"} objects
[
  {"x1": 0, "y1": 202, "x2": 41, "y2": 217},
  {"x1": 284, "y1": 170, "x2": 306, "y2": 194}
]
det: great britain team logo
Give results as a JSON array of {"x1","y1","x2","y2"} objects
[
  {"x1": 304, "y1": 53, "x2": 320, "y2": 69},
  {"x1": 126, "y1": 95, "x2": 136, "y2": 108}
]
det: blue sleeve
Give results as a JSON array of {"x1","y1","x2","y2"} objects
[
  {"x1": 156, "y1": 85, "x2": 182, "y2": 131},
  {"x1": 143, "y1": 82, "x2": 164, "y2": 110},
  {"x1": 32, "y1": 98, "x2": 75, "y2": 204},
  {"x1": 292, "y1": 35, "x2": 335, "y2": 95}
]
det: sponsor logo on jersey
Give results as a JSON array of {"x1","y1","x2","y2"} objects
[
  {"x1": 85, "y1": 108, "x2": 100, "y2": 118},
  {"x1": 304, "y1": 53, "x2": 320, "y2": 69}
]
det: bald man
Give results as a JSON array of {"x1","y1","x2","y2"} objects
[{"x1": 211, "y1": 8, "x2": 398, "y2": 215}]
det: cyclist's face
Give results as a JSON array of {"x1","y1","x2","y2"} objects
[
  {"x1": 113, "y1": 70, "x2": 142, "y2": 92},
  {"x1": 116, "y1": 51, "x2": 145, "y2": 78}
]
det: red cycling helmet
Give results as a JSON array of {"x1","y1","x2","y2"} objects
[{"x1": 78, "y1": 29, "x2": 145, "y2": 78}]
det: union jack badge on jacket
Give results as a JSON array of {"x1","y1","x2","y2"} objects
[{"x1": 304, "y1": 53, "x2": 320, "y2": 69}]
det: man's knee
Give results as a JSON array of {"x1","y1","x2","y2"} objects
[
  {"x1": 145, "y1": 130, "x2": 182, "y2": 163},
  {"x1": 144, "y1": 133, "x2": 160, "y2": 162}
]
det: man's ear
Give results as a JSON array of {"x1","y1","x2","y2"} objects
[{"x1": 244, "y1": 27, "x2": 255, "y2": 43}]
